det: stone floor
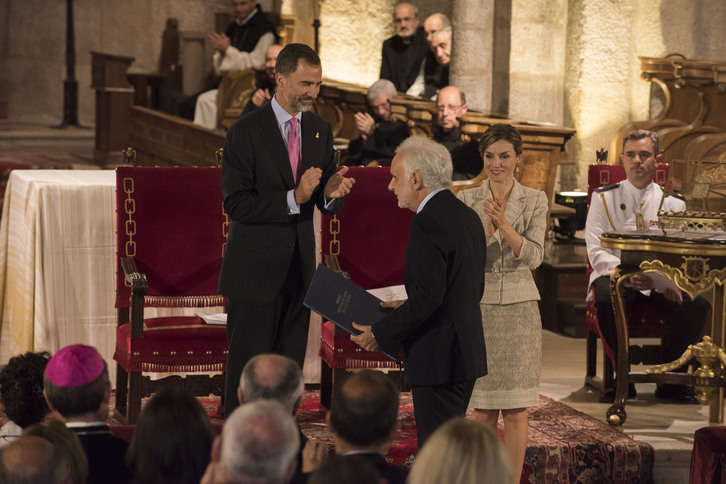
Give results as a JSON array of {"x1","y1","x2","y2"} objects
[{"x1": 2, "y1": 123, "x2": 723, "y2": 483}]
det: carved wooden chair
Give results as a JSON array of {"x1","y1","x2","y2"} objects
[
  {"x1": 584, "y1": 163, "x2": 674, "y2": 396},
  {"x1": 318, "y1": 166, "x2": 414, "y2": 408},
  {"x1": 113, "y1": 166, "x2": 228, "y2": 423}
]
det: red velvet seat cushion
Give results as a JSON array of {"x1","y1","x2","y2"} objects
[
  {"x1": 690, "y1": 426, "x2": 726, "y2": 484},
  {"x1": 114, "y1": 316, "x2": 227, "y2": 373}
]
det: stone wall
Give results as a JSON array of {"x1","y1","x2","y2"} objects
[
  {"x1": 2, "y1": 0, "x2": 726, "y2": 192},
  {"x1": 559, "y1": 0, "x2": 726, "y2": 190}
]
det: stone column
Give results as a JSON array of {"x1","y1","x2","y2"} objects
[{"x1": 450, "y1": 0, "x2": 496, "y2": 113}]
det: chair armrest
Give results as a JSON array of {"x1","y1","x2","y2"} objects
[
  {"x1": 323, "y1": 254, "x2": 349, "y2": 280},
  {"x1": 121, "y1": 257, "x2": 147, "y2": 337}
]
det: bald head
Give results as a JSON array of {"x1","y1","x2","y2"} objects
[
  {"x1": 239, "y1": 354, "x2": 303, "y2": 414},
  {"x1": 0, "y1": 435, "x2": 67, "y2": 483},
  {"x1": 265, "y1": 44, "x2": 283, "y2": 79},
  {"x1": 424, "y1": 13, "x2": 451, "y2": 47},
  {"x1": 436, "y1": 86, "x2": 467, "y2": 130},
  {"x1": 432, "y1": 28, "x2": 452, "y2": 66}
]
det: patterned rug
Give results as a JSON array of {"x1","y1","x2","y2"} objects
[{"x1": 107, "y1": 390, "x2": 653, "y2": 483}]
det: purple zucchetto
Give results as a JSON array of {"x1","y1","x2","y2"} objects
[{"x1": 45, "y1": 344, "x2": 104, "y2": 387}]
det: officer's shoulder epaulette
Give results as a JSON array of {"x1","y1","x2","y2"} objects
[{"x1": 594, "y1": 183, "x2": 620, "y2": 193}]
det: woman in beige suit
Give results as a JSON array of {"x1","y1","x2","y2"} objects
[{"x1": 458, "y1": 124, "x2": 547, "y2": 483}]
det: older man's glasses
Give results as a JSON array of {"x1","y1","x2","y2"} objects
[{"x1": 436, "y1": 104, "x2": 462, "y2": 114}]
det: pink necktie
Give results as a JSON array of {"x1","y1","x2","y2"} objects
[{"x1": 288, "y1": 117, "x2": 300, "y2": 182}]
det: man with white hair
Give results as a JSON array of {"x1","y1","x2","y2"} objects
[
  {"x1": 351, "y1": 137, "x2": 488, "y2": 447},
  {"x1": 347, "y1": 79, "x2": 410, "y2": 166},
  {"x1": 202, "y1": 400, "x2": 300, "y2": 484}
]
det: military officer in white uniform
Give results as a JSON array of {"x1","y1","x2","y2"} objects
[{"x1": 585, "y1": 129, "x2": 709, "y2": 403}]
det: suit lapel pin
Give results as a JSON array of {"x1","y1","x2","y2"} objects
[{"x1": 315, "y1": 132, "x2": 319, "y2": 139}]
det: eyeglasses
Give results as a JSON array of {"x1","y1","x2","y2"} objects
[{"x1": 436, "y1": 104, "x2": 462, "y2": 113}]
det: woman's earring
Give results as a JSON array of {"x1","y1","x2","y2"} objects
[{"x1": 515, "y1": 164, "x2": 520, "y2": 173}]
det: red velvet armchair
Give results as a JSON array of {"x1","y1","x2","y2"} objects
[
  {"x1": 318, "y1": 166, "x2": 414, "y2": 408},
  {"x1": 113, "y1": 166, "x2": 228, "y2": 424}
]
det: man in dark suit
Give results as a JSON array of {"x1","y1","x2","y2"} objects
[
  {"x1": 218, "y1": 43, "x2": 355, "y2": 418},
  {"x1": 346, "y1": 79, "x2": 410, "y2": 166},
  {"x1": 380, "y1": 2, "x2": 429, "y2": 93},
  {"x1": 352, "y1": 137, "x2": 487, "y2": 447},
  {"x1": 326, "y1": 369, "x2": 408, "y2": 484}
]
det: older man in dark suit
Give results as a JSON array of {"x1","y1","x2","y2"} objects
[
  {"x1": 218, "y1": 43, "x2": 355, "y2": 418},
  {"x1": 352, "y1": 137, "x2": 487, "y2": 447}
]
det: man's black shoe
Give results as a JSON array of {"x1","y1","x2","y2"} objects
[
  {"x1": 598, "y1": 383, "x2": 637, "y2": 403},
  {"x1": 655, "y1": 385, "x2": 699, "y2": 404}
]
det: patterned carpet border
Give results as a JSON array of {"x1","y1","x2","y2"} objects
[{"x1": 104, "y1": 390, "x2": 653, "y2": 483}]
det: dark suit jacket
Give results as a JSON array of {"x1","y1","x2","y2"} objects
[
  {"x1": 355, "y1": 453, "x2": 408, "y2": 484},
  {"x1": 71, "y1": 424, "x2": 132, "y2": 484},
  {"x1": 372, "y1": 190, "x2": 487, "y2": 386},
  {"x1": 346, "y1": 119, "x2": 410, "y2": 166},
  {"x1": 380, "y1": 27, "x2": 429, "y2": 93},
  {"x1": 218, "y1": 101, "x2": 341, "y2": 304}
]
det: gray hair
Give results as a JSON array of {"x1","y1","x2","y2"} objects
[
  {"x1": 219, "y1": 400, "x2": 300, "y2": 483},
  {"x1": 240, "y1": 354, "x2": 303, "y2": 414},
  {"x1": 622, "y1": 129, "x2": 660, "y2": 155},
  {"x1": 396, "y1": 137, "x2": 452, "y2": 190},
  {"x1": 367, "y1": 79, "x2": 397, "y2": 102}
]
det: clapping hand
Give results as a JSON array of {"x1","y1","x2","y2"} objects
[
  {"x1": 324, "y1": 166, "x2": 355, "y2": 199},
  {"x1": 354, "y1": 112, "x2": 376, "y2": 139},
  {"x1": 207, "y1": 32, "x2": 231, "y2": 54}
]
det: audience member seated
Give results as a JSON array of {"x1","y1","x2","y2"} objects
[
  {"x1": 585, "y1": 129, "x2": 710, "y2": 403},
  {"x1": 432, "y1": 86, "x2": 482, "y2": 180},
  {"x1": 326, "y1": 369, "x2": 407, "y2": 484},
  {"x1": 408, "y1": 13, "x2": 451, "y2": 97},
  {"x1": 43, "y1": 344, "x2": 133, "y2": 484},
  {"x1": 126, "y1": 385, "x2": 215, "y2": 484},
  {"x1": 201, "y1": 400, "x2": 300, "y2": 484},
  {"x1": 240, "y1": 44, "x2": 283, "y2": 117},
  {"x1": 423, "y1": 12, "x2": 451, "y2": 46},
  {"x1": 0, "y1": 434, "x2": 73, "y2": 483},
  {"x1": 407, "y1": 417, "x2": 512, "y2": 484},
  {"x1": 0, "y1": 351, "x2": 51, "y2": 447},
  {"x1": 180, "y1": 0, "x2": 277, "y2": 126},
  {"x1": 347, "y1": 79, "x2": 410, "y2": 166},
  {"x1": 380, "y1": 2, "x2": 429, "y2": 93},
  {"x1": 420, "y1": 27, "x2": 451, "y2": 99},
  {"x1": 308, "y1": 454, "x2": 382, "y2": 484},
  {"x1": 239, "y1": 354, "x2": 325, "y2": 482},
  {"x1": 24, "y1": 420, "x2": 89, "y2": 484}
]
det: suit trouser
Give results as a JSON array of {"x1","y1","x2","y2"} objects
[
  {"x1": 224, "y1": 246, "x2": 310, "y2": 417},
  {"x1": 411, "y1": 379, "x2": 476, "y2": 448},
  {"x1": 592, "y1": 275, "x2": 709, "y2": 369}
]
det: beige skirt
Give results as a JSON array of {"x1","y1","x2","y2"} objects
[{"x1": 469, "y1": 300, "x2": 542, "y2": 409}]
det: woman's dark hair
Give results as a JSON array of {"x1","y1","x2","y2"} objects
[
  {"x1": 478, "y1": 123, "x2": 524, "y2": 158},
  {"x1": 126, "y1": 385, "x2": 215, "y2": 484},
  {"x1": 0, "y1": 351, "x2": 51, "y2": 428}
]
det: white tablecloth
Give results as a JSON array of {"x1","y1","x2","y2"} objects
[
  {"x1": 0, "y1": 169, "x2": 323, "y2": 384},
  {"x1": 0, "y1": 170, "x2": 117, "y2": 375}
]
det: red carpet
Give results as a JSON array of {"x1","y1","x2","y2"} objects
[{"x1": 106, "y1": 389, "x2": 653, "y2": 482}]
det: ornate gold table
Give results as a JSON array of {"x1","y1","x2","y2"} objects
[{"x1": 600, "y1": 230, "x2": 726, "y2": 425}]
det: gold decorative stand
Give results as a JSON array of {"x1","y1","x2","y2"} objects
[{"x1": 600, "y1": 231, "x2": 726, "y2": 426}]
